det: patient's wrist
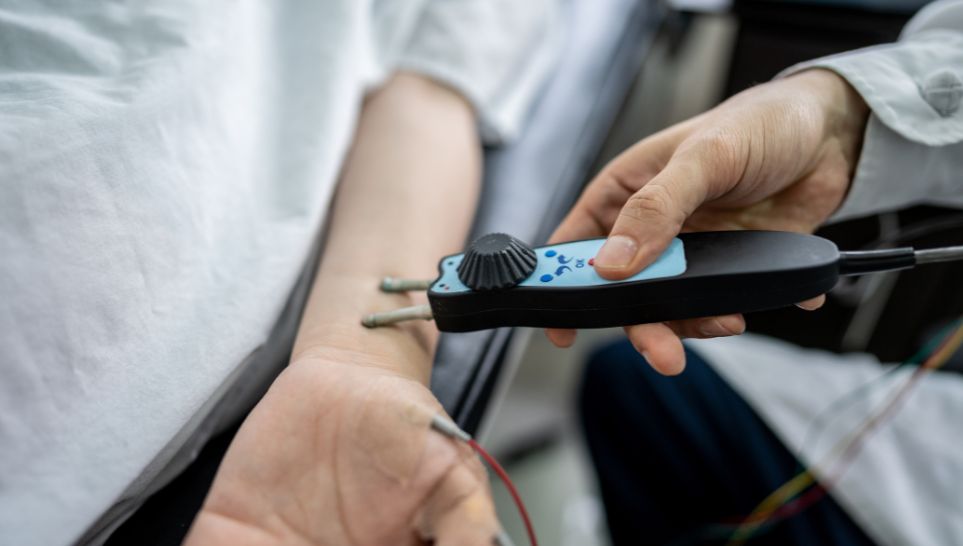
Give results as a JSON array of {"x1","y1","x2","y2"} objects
[{"x1": 291, "y1": 274, "x2": 437, "y2": 384}]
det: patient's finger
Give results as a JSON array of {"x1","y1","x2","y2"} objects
[
  {"x1": 422, "y1": 459, "x2": 500, "y2": 546},
  {"x1": 624, "y1": 322, "x2": 686, "y2": 375},
  {"x1": 545, "y1": 328, "x2": 577, "y2": 348},
  {"x1": 796, "y1": 294, "x2": 826, "y2": 310}
]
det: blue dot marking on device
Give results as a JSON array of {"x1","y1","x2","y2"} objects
[{"x1": 431, "y1": 237, "x2": 687, "y2": 293}]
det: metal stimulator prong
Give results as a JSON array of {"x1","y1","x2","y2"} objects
[
  {"x1": 380, "y1": 277, "x2": 433, "y2": 292},
  {"x1": 361, "y1": 304, "x2": 434, "y2": 328}
]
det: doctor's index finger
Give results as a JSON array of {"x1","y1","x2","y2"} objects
[{"x1": 548, "y1": 124, "x2": 693, "y2": 246}]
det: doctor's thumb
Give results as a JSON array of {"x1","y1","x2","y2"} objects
[{"x1": 593, "y1": 160, "x2": 707, "y2": 280}]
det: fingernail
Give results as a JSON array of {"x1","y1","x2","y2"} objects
[
  {"x1": 641, "y1": 350, "x2": 652, "y2": 363},
  {"x1": 698, "y1": 316, "x2": 745, "y2": 337},
  {"x1": 665, "y1": 356, "x2": 686, "y2": 376},
  {"x1": 595, "y1": 235, "x2": 638, "y2": 269},
  {"x1": 796, "y1": 296, "x2": 824, "y2": 311}
]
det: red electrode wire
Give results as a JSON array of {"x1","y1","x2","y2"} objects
[{"x1": 468, "y1": 439, "x2": 539, "y2": 546}]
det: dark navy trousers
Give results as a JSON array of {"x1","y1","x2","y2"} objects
[{"x1": 579, "y1": 340, "x2": 878, "y2": 546}]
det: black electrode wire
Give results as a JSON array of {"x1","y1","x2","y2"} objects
[
  {"x1": 914, "y1": 245, "x2": 963, "y2": 265},
  {"x1": 834, "y1": 214, "x2": 963, "y2": 304},
  {"x1": 837, "y1": 247, "x2": 916, "y2": 275},
  {"x1": 837, "y1": 244, "x2": 963, "y2": 276}
]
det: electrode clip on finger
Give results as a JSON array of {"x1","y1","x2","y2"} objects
[
  {"x1": 362, "y1": 231, "x2": 963, "y2": 333},
  {"x1": 429, "y1": 414, "x2": 472, "y2": 442},
  {"x1": 428, "y1": 415, "x2": 519, "y2": 546}
]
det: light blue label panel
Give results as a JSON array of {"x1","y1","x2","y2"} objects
[{"x1": 431, "y1": 237, "x2": 686, "y2": 293}]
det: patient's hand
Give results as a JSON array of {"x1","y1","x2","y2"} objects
[
  {"x1": 547, "y1": 68, "x2": 869, "y2": 374},
  {"x1": 184, "y1": 351, "x2": 498, "y2": 546},
  {"x1": 184, "y1": 72, "x2": 497, "y2": 545}
]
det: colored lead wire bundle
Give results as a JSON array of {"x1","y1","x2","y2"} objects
[{"x1": 723, "y1": 318, "x2": 963, "y2": 545}]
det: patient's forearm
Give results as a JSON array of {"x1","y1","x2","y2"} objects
[{"x1": 291, "y1": 72, "x2": 481, "y2": 384}]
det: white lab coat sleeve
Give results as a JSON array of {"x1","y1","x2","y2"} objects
[
  {"x1": 779, "y1": 0, "x2": 963, "y2": 221},
  {"x1": 387, "y1": 0, "x2": 562, "y2": 146}
]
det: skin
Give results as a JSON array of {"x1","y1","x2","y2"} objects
[
  {"x1": 185, "y1": 73, "x2": 499, "y2": 546},
  {"x1": 184, "y1": 67, "x2": 871, "y2": 545},
  {"x1": 546, "y1": 68, "x2": 870, "y2": 375}
]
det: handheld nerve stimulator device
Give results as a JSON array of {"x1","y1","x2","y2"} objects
[{"x1": 362, "y1": 231, "x2": 963, "y2": 332}]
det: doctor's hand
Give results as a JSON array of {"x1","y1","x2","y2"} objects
[
  {"x1": 547, "y1": 68, "x2": 869, "y2": 374},
  {"x1": 184, "y1": 350, "x2": 498, "y2": 546}
]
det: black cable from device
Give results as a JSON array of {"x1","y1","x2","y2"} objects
[
  {"x1": 837, "y1": 247, "x2": 916, "y2": 275},
  {"x1": 837, "y1": 244, "x2": 963, "y2": 276}
]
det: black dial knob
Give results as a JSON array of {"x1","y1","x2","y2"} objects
[{"x1": 457, "y1": 233, "x2": 537, "y2": 291}]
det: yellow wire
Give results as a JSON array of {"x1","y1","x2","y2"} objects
[
  {"x1": 726, "y1": 320, "x2": 963, "y2": 545},
  {"x1": 925, "y1": 322, "x2": 963, "y2": 370}
]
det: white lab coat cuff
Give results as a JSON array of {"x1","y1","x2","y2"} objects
[
  {"x1": 830, "y1": 115, "x2": 963, "y2": 221},
  {"x1": 777, "y1": 29, "x2": 963, "y2": 220},
  {"x1": 778, "y1": 31, "x2": 963, "y2": 146}
]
